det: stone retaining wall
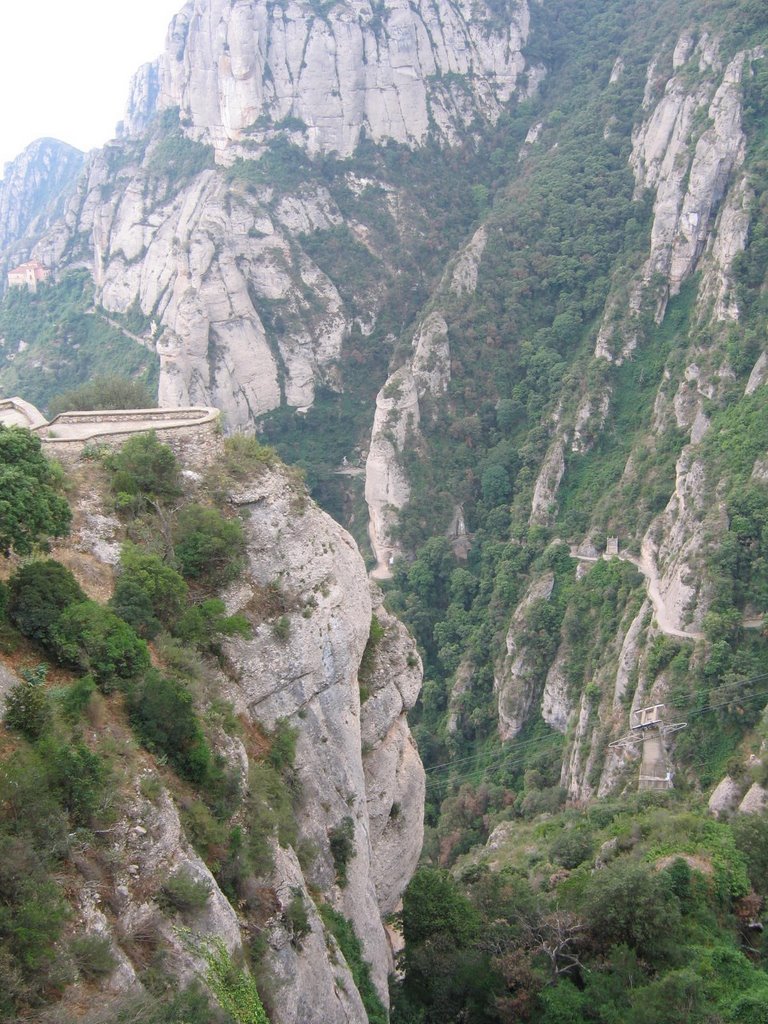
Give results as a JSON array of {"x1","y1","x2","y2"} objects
[{"x1": 41, "y1": 417, "x2": 223, "y2": 472}]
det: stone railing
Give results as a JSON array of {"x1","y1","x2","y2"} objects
[
  {"x1": 0, "y1": 397, "x2": 48, "y2": 430},
  {"x1": 44, "y1": 405, "x2": 217, "y2": 425}
]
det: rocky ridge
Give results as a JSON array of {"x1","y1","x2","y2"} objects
[{"x1": 123, "y1": 0, "x2": 538, "y2": 157}]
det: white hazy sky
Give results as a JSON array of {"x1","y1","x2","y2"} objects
[{"x1": 1, "y1": 0, "x2": 185, "y2": 173}]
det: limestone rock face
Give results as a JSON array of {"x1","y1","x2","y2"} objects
[
  {"x1": 43, "y1": 144, "x2": 354, "y2": 428},
  {"x1": 123, "y1": 0, "x2": 536, "y2": 157},
  {"x1": 597, "y1": 41, "x2": 764, "y2": 363},
  {"x1": 739, "y1": 783, "x2": 768, "y2": 815},
  {"x1": 541, "y1": 648, "x2": 571, "y2": 735},
  {"x1": 530, "y1": 437, "x2": 567, "y2": 524},
  {"x1": 266, "y1": 847, "x2": 370, "y2": 1024},
  {"x1": 643, "y1": 449, "x2": 723, "y2": 636},
  {"x1": 363, "y1": 215, "x2": 493, "y2": 571},
  {"x1": 220, "y1": 462, "x2": 425, "y2": 1007},
  {"x1": 365, "y1": 366, "x2": 421, "y2": 578},
  {"x1": 23, "y1": 438, "x2": 423, "y2": 1023},
  {"x1": 361, "y1": 594, "x2": 425, "y2": 916},
  {"x1": 708, "y1": 776, "x2": 744, "y2": 816},
  {"x1": 0, "y1": 138, "x2": 83, "y2": 257},
  {"x1": 495, "y1": 572, "x2": 555, "y2": 742}
]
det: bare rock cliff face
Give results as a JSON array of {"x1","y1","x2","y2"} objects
[
  {"x1": 0, "y1": 138, "x2": 83, "y2": 260},
  {"x1": 220, "y1": 461, "x2": 425, "y2": 1011},
  {"x1": 123, "y1": 0, "x2": 536, "y2": 157},
  {"x1": 597, "y1": 38, "x2": 764, "y2": 363},
  {"x1": 23, "y1": 0, "x2": 533, "y2": 431},
  {"x1": 41, "y1": 148, "x2": 352, "y2": 425},
  {"x1": 364, "y1": 228, "x2": 485, "y2": 575}
]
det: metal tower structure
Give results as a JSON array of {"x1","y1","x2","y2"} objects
[{"x1": 609, "y1": 703, "x2": 687, "y2": 791}]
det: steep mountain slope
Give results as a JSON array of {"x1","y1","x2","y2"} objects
[
  {"x1": 0, "y1": 0, "x2": 539, "y2": 429},
  {"x1": 0, "y1": 138, "x2": 83, "y2": 259},
  {"x1": 355, "y1": 0, "x2": 768, "y2": 822},
  {"x1": 0, "y1": 425, "x2": 423, "y2": 1023}
]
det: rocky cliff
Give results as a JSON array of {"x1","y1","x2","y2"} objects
[
  {"x1": 0, "y1": 0, "x2": 537, "y2": 429},
  {"x1": 123, "y1": 0, "x2": 538, "y2": 156},
  {"x1": 0, "y1": 0, "x2": 766, "y2": 872},
  {"x1": 0, "y1": 138, "x2": 83, "y2": 265},
  {"x1": 0, "y1": 431, "x2": 424, "y2": 1023}
]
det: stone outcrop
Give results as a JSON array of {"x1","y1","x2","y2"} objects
[
  {"x1": 708, "y1": 775, "x2": 744, "y2": 816},
  {"x1": 365, "y1": 366, "x2": 420, "y2": 578},
  {"x1": 220, "y1": 459, "x2": 425, "y2": 1008},
  {"x1": 123, "y1": 0, "x2": 537, "y2": 157},
  {"x1": 42, "y1": 153, "x2": 350, "y2": 426},
  {"x1": 738, "y1": 782, "x2": 768, "y2": 815},
  {"x1": 597, "y1": 40, "x2": 763, "y2": 363},
  {"x1": 363, "y1": 216, "x2": 491, "y2": 571}
]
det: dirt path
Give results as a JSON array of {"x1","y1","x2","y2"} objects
[{"x1": 88, "y1": 309, "x2": 154, "y2": 349}]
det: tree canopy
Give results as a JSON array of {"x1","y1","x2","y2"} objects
[{"x1": 0, "y1": 426, "x2": 71, "y2": 556}]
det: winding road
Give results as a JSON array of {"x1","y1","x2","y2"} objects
[{"x1": 568, "y1": 541, "x2": 764, "y2": 642}]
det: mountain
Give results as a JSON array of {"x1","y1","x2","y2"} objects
[
  {"x1": 0, "y1": 138, "x2": 83, "y2": 263},
  {"x1": 0, "y1": 0, "x2": 767, "y2": 1019}
]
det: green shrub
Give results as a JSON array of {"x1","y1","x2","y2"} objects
[
  {"x1": 128, "y1": 671, "x2": 212, "y2": 784},
  {"x1": 38, "y1": 736, "x2": 109, "y2": 827},
  {"x1": 8, "y1": 559, "x2": 85, "y2": 649},
  {"x1": 582, "y1": 859, "x2": 682, "y2": 966},
  {"x1": 272, "y1": 615, "x2": 291, "y2": 642},
  {"x1": 328, "y1": 816, "x2": 356, "y2": 887},
  {"x1": 0, "y1": 425, "x2": 72, "y2": 556},
  {"x1": 0, "y1": 748, "x2": 69, "y2": 861},
  {"x1": 173, "y1": 599, "x2": 250, "y2": 650},
  {"x1": 59, "y1": 674, "x2": 98, "y2": 721},
  {"x1": 106, "y1": 432, "x2": 182, "y2": 509},
  {"x1": 110, "y1": 577, "x2": 163, "y2": 638},
  {"x1": 80, "y1": 984, "x2": 232, "y2": 1023},
  {"x1": 51, "y1": 600, "x2": 150, "y2": 689},
  {"x1": 174, "y1": 504, "x2": 247, "y2": 586},
  {"x1": 221, "y1": 435, "x2": 276, "y2": 478},
  {"x1": 550, "y1": 827, "x2": 595, "y2": 870},
  {"x1": 268, "y1": 719, "x2": 298, "y2": 777},
  {"x1": 285, "y1": 888, "x2": 311, "y2": 948},
  {"x1": 200, "y1": 938, "x2": 269, "y2": 1024},
  {"x1": 48, "y1": 376, "x2": 157, "y2": 417},
  {"x1": 181, "y1": 799, "x2": 229, "y2": 866},
  {"x1": 70, "y1": 933, "x2": 117, "y2": 979},
  {"x1": 157, "y1": 869, "x2": 211, "y2": 914},
  {"x1": 4, "y1": 669, "x2": 52, "y2": 741},
  {"x1": 242, "y1": 761, "x2": 297, "y2": 876},
  {"x1": 732, "y1": 814, "x2": 768, "y2": 895},
  {"x1": 112, "y1": 543, "x2": 188, "y2": 634},
  {"x1": 359, "y1": 614, "x2": 386, "y2": 684},
  {"x1": 0, "y1": 832, "x2": 70, "y2": 1017}
]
